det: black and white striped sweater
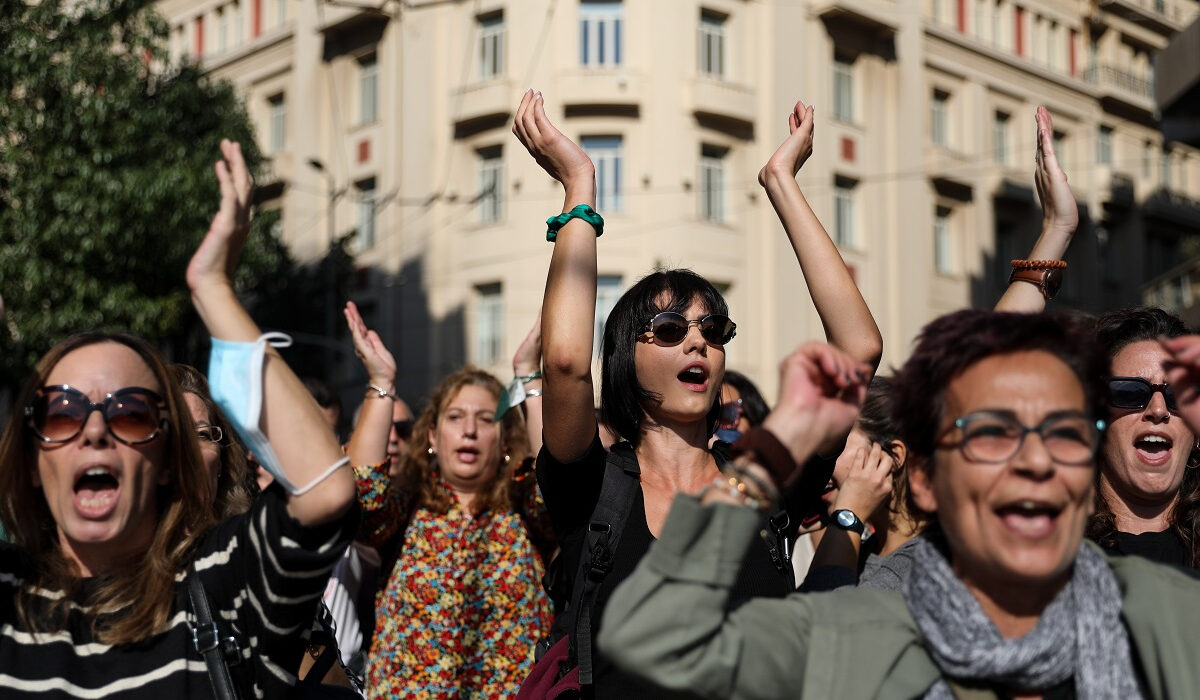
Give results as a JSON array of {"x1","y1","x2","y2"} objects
[{"x1": 0, "y1": 487, "x2": 355, "y2": 698}]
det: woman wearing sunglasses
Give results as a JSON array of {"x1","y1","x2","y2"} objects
[
  {"x1": 0, "y1": 140, "x2": 357, "y2": 698},
  {"x1": 600, "y1": 310, "x2": 1200, "y2": 698},
  {"x1": 1085, "y1": 307, "x2": 1200, "y2": 569},
  {"x1": 511, "y1": 91, "x2": 881, "y2": 697}
]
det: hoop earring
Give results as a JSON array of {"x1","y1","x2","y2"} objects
[{"x1": 1188, "y1": 442, "x2": 1200, "y2": 470}]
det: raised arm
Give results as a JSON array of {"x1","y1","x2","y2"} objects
[
  {"x1": 994, "y1": 106, "x2": 1077, "y2": 312},
  {"x1": 513, "y1": 90, "x2": 598, "y2": 461},
  {"x1": 186, "y1": 139, "x2": 354, "y2": 526},
  {"x1": 512, "y1": 312, "x2": 545, "y2": 457},
  {"x1": 758, "y1": 100, "x2": 882, "y2": 370},
  {"x1": 342, "y1": 301, "x2": 408, "y2": 544}
]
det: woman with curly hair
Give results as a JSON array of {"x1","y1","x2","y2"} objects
[
  {"x1": 1087, "y1": 306, "x2": 1200, "y2": 568},
  {"x1": 343, "y1": 302, "x2": 551, "y2": 699}
]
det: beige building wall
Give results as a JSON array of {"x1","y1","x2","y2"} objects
[{"x1": 155, "y1": 0, "x2": 1200, "y2": 406}]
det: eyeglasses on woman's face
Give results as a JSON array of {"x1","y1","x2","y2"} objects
[
  {"x1": 645, "y1": 312, "x2": 736, "y2": 347},
  {"x1": 196, "y1": 424, "x2": 224, "y2": 445},
  {"x1": 26, "y1": 385, "x2": 168, "y2": 446},
  {"x1": 937, "y1": 410, "x2": 1105, "y2": 465}
]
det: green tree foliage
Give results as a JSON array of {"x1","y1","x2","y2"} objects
[{"x1": 0, "y1": 0, "x2": 300, "y2": 392}]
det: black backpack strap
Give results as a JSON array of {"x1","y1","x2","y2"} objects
[
  {"x1": 187, "y1": 567, "x2": 243, "y2": 700},
  {"x1": 568, "y1": 442, "x2": 640, "y2": 686}
]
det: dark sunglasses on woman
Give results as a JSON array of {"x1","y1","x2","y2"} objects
[
  {"x1": 393, "y1": 419, "x2": 414, "y2": 440},
  {"x1": 1107, "y1": 376, "x2": 1179, "y2": 412},
  {"x1": 646, "y1": 312, "x2": 737, "y2": 346},
  {"x1": 718, "y1": 398, "x2": 744, "y2": 428},
  {"x1": 25, "y1": 385, "x2": 168, "y2": 445}
]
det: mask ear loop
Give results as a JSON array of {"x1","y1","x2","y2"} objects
[{"x1": 248, "y1": 332, "x2": 350, "y2": 496}]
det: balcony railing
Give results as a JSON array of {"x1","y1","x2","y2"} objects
[
  {"x1": 1082, "y1": 64, "x2": 1154, "y2": 106},
  {"x1": 1100, "y1": 0, "x2": 1200, "y2": 30}
]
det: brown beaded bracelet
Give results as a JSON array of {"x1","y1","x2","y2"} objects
[{"x1": 1010, "y1": 259, "x2": 1067, "y2": 270}]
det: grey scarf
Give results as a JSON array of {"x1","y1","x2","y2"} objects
[{"x1": 904, "y1": 535, "x2": 1143, "y2": 700}]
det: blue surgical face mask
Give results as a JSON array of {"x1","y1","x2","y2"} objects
[
  {"x1": 714, "y1": 427, "x2": 742, "y2": 444},
  {"x1": 208, "y1": 333, "x2": 301, "y2": 493}
]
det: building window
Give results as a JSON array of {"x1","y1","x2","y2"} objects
[
  {"x1": 595, "y1": 275, "x2": 623, "y2": 354},
  {"x1": 478, "y1": 12, "x2": 505, "y2": 79},
  {"x1": 581, "y1": 1, "x2": 622, "y2": 67},
  {"x1": 993, "y1": 111, "x2": 1010, "y2": 165},
  {"x1": 832, "y1": 54, "x2": 854, "y2": 123},
  {"x1": 698, "y1": 10, "x2": 726, "y2": 78},
  {"x1": 1052, "y1": 130, "x2": 1067, "y2": 165},
  {"x1": 1143, "y1": 139, "x2": 1154, "y2": 178},
  {"x1": 359, "y1": 55, "x2": 378, "y2": 125},
  {"x1": 582, "y1": 135, "x2": 623, "y2": 212},
  {"x1": 268, "y1": 93, "x2": 285, "y2": 153},
  {"x1": 1162, "y1": 148, "x2": 1173, "y2": 189},
  {"x1": 1097, "y1": 125, "x2": 1113, "y2": 166},
  {"x1": 274, "y1": 0, "x2": 287, "y2": 26},
  {"x1": 833, "y1": 176, "x2": 858, "y2": 249},
  {"x1": 931, "y1": 90, "x2": 950, "y2": 147},
  {"x1": 699, "y1": 144, "x2": 726, "y2": 222},
  {"x1": 355, "y1": 178, "x2": 377, "y2": 250},
  {"x1": 232, "y1": 0, "x2": 243, "y2": 47},
  {"x1": 478, "y1": 145, "x2": 503, "y2": 223},
  {"x1": 216, "y1": 9, "x2": 227, "y2": 53},
  {"x1": 934, "y1": 207, "x2": 954, "y2": 275},
  {"x1": 474, "y1": 283, "x2": 504, "y2": 365}
]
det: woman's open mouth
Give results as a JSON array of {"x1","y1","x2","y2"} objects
[
  {"x1": 1133, "y1": 432, "x2": 1173, "y2": 466},
  {"x1": 995, "y1": 500, "x2": 1062, "y2": 538},
  {"x1": 74, "y1": 466, "x2": 120, "y2": 519},
  {"x1": 677, "y1": 364, "x2": 709, "y2": 390}
]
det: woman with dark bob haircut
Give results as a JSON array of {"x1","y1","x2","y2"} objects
[
  {"x1": 0, "y1": 140, "x2": 357, "y2": 697},
  {"x1": 511, "y1": 91, "x2": 881, "y2": 697},
  {"x1": 600, "y1": 309, "x2": 1200, "y2": 698},
  {"x1": 1087, "y1": 307, "x2": 1200, "y2": 568}
]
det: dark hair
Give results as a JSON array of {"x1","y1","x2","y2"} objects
[
  {"x1": 858, "y1": 375, "x2": 926, "y2": 531},
  {"x1": 722, "y1": 371, "x2": 769, "y2": 428},
  {"x1": 172, "y1": 364, "x2": 256, "y2": 519},
  {"x1": 1087, "y1": 306, "x2": 1200, "y2": 567},
  {"x1": 0, "y1": 332, "x2": 214, "y2": 645},
  {"x1": 892, "y1": 309, "x2": 1108, "y2": 464},
  {"x1": 599, "y1": 269, "x2": 729, "y2": 445}
]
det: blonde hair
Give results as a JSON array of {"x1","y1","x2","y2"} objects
[{"x1": 0, "y1": 333, "x2": 215, "y2": 644}]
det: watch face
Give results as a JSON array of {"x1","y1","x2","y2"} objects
[
  {"x1": 836, "y1": 510, "x2": 857, "y2": 528},
  {"x1": 1044, "y1": 268, "x2": 1063, "y2": 299}
]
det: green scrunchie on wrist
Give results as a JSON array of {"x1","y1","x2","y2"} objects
[{"x1": 546, "y1": 204, "x2": 604, "y2": 242}]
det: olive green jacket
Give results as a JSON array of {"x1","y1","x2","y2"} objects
[{"x1": 597, "y1": 496, "x2": 1200, "y2": 699}]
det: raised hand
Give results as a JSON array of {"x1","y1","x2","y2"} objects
[
  {"x1": 344, "y1": 301, "x2": 396, "y2": 390},
  {"x1": 187, "y1": 139, "x2": 254, "y2": 293},
  {"x1": 832, "y1": 441, "x2": 895, "y2": 523},
  {"x1": 512, "y1": 90, "x2": 595, "y2": 193},
  {"x1": 1033, "y1": 105, "x2": 1077, "y2": 238},
  {"x1": 513, "y1": 311, "x2": 543, "y2": 378},
  {"x1": 759, "y1": 99, "x2": 816, "y2": 186},
  {"x1": 763, "y1": 342, "x2": 871, "y2": 467},
  {"x1": 1161, "y1": 335, "x2": 1200, "y2": 435}
]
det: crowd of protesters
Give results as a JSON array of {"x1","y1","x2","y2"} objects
[{"x1": 3, "y1": 91, "x2": 1200, "y2": 700}]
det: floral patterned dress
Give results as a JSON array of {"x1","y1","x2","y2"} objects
[{"x1": 354, "y1": 462, "x2": 552, "y2": 699}]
